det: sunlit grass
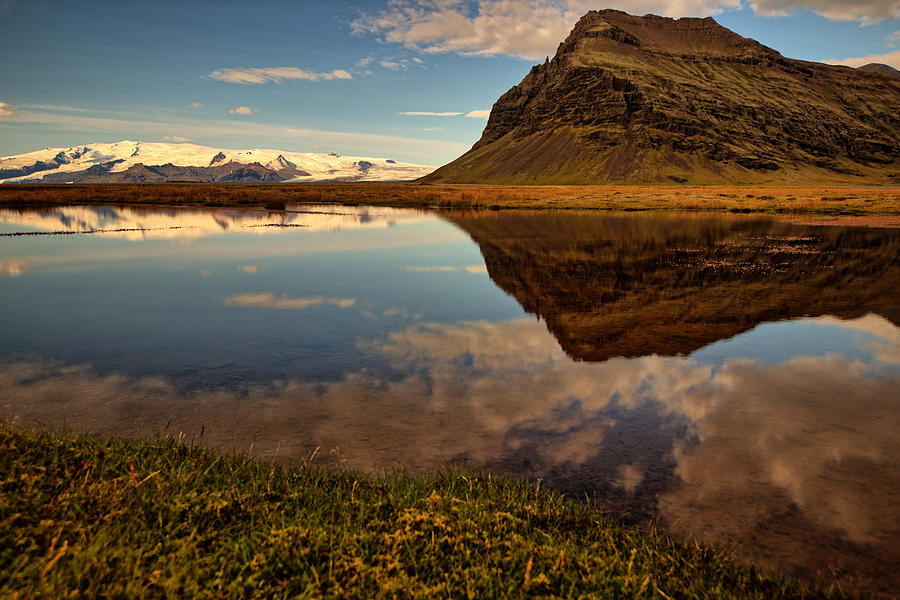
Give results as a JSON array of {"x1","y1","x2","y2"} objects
[
  {"x1": 0, "y1": 182, "x2": 898, "y2": 215},
  {"x1": 0, "y1": 426, "x2": 839, "y2": 598}
]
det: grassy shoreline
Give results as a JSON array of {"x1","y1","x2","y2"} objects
[
  {"x1": 0, "y1": 182, "x2": 898, "y2": 215},
  {"x1": 0, "y1": 427, "x2": 838, "y2": 599}
]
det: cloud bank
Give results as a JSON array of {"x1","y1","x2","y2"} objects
[
  {"x1": 208, "y1": 67, "x2": 353, "y2": 85},
  {"x1": 353, "y1": 0, "x2": 899, "y2": 60}
]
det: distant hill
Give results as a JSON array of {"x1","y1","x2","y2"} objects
[
  {"x1": 858, "y1": 63, "x2": 900, "y2": 79},
  {"x1": 424, "y1": 10, "x2": 900, "y2": 185},
  {"x1": 0, "y1": 141, "x2": 435, "y2": 183}
]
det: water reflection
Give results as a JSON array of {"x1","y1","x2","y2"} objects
[
  {"x1": 0, "y1": 259, "x2": 28, "y2": 276},
  {"x1": 447, "y1": 211, "x2": 900, "y2": 360},
  {"x1": 0, "y1": 204, "x2": 429, "y2": 239},
  {"x1": 2, "y1": 206, "x2": 899, "y2": 596},
  {"x1": 3, "y1": 314, "x2": 898, "y2": 593}
]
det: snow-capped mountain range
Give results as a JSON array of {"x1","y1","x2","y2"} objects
[{"x1": 0, "y1": 141, "x2": 436, "y2": 183}]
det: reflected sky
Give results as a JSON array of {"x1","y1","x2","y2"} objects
[
  {"x1": 0, "y1": 204, "x2": 432, "y2": 239},
  {"x1": 1, "y1": 205, "x2": 898, "y2": 596},
  {"x1": 0, "y1": 205, "x2": 520, "y2": 387}
]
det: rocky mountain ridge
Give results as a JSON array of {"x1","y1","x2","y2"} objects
[{"x1": 425, "y1": 10, "x2": 900, "y2": 184}]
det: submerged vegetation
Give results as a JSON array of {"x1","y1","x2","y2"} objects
[
  {"x1": 0, "y1": 182, "x2": 898, "y2": 215},
  {"x1": 0, "y1": 426, "x2": 838, "y2": 599}
]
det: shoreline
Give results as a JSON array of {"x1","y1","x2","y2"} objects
[{"x1": 1, "y1": 182, "x2": 899, "y2": 215}]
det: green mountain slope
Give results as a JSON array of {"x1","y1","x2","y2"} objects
[{"x1": 424, "y1": 10, "x2": 900, "y2": 185}]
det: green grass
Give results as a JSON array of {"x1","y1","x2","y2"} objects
[{"x1": 1, "y1": 427, "x2": 836, "y2": 599}]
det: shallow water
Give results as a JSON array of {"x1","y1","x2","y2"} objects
[{"x1": 2, "y1": 204, "x2": 899, "y2": 595}]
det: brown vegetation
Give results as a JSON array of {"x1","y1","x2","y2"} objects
[{"x1": 1, "y1": 182, "x2": 899, "y2": 215}]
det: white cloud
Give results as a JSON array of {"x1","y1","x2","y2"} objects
[
  {"x1": 229, "y1": 106, "x2": 255, "y2": 116},
  {"x1": 466, "y1": 109, "x2": 491, "y2": 119},
  {"x1": 352, "y1": 0, "x2": 579, "y2": 60},
  {"x1": 378, "y1": 57, "x2": 424, "y2": 70},
  {"x1": 823, "y1": 49, "x2": 900, "y2": 68},
  {"x1": 191, "y1": 102, "x2": 203, "y2": 108},
  {"x1": 208, "y1": 67, "x2": 353, "y2": 85},
  {"x1": 747, "y1": 0, "x2": 899, "y2": 24},
  {"x1": 399, "y1": 111, "x2": 463, "y2": 116},
  {"x1": 356, "y1": 56, "x2": 375, "y2": 67},
  {"x1": 353, "y1": 0, "x2": 895, "y2": 61},
  {"x1": 163, "y1": 135, "x2": 192, "y2": 142},
  {"x1": 421, "y1": 127, "x2": 445, "y2": 131},
  {"x1": 224, "y1": 293, "x2": 356, "y2": 310},
  {"x1": 0, "y1": 102, "x2": 17, "y2": 118},
  {"x1": 404, "y1": 265, "x2": 459, "y2": 271},
  {"x1": 20, "y1": 103, "x2": 97, "y2": 113}
]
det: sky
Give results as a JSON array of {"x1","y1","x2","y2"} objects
[{"x1": 0, "y1": 0, "x2": 898, "y2": 165}]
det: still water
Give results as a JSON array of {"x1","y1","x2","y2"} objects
[{"x1": 2, "y1": 204, "x2": 899, "y2": 595}]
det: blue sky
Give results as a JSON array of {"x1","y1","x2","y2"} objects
[{"x1": 1, "y1": 0, "x2": 897, "y2": 165}]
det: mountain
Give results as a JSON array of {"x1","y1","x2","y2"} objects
[
  {"x1": 448, "y1": 211, "x2": 900, "y2": 362},
  {"x1": 858, "y1": 63, "x2": 900, "y2": 79},
  {"x1": 0, "y1": 141, "x2": 435, "y2": 183},
  {"x1": 425, "y1": 10, "x2": 900, "y2": 185}
]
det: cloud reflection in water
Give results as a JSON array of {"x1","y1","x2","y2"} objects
[
  {"x1": 0, "y1": 204, "x2": 431, "y2": 240},
  {"x1": 2, "y1": 313, "x2": 898, "y2": 593}
]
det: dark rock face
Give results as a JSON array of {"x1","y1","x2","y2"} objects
[{"x1": 425, "y1": 10, "x2": 900, "y2": 184}]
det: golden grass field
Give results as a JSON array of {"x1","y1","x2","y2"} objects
[{"x1": 0, "y1": 182, "x2": 898, "y2": 216}]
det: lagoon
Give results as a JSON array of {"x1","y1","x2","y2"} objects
[{"x1": 1, "y1": 204, "x2": 898, "y2": 595}]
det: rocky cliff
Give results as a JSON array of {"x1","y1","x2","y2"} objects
[{"x1": 425, "y1": 10, "x2": 900, "y2": 184}]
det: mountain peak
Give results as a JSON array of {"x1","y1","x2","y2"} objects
[
  {"x1": 559, "y1": 9, "x2": 777, "y2": 64},
  {"x1": 0, "y1": 141, "x2": 436, "y2": 184},
  {"x1": 424, "y1": 10, "x2": 900, "y2": 185}
]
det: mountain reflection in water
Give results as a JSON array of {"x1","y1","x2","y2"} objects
[
  {"x1": 1, "y1": 206, "x2": 899, "y2": 596},
  {"x1": 447, "y1": 211, "x2": 900, "y2": 361}
]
